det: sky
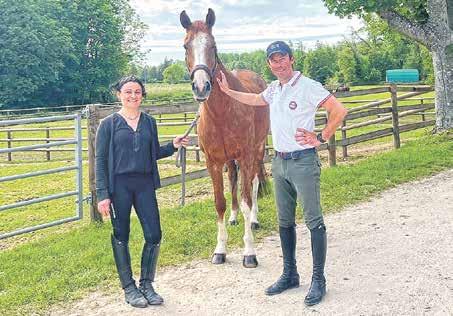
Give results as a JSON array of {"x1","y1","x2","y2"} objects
[{"x1": 129, "y1": 0, "x2": 364, "y2": 66}]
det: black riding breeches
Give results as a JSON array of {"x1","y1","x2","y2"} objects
[{"x1": 110, "y1": 173, "x2": 162, "y2": 244}]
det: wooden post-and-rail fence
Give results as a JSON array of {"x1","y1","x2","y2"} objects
[
  {"x1": 0, "y1": 85, "x2": 434, "y2": 221},
  {"x1": 85, "y1": 84, "x2": 434, "y2": 222}
]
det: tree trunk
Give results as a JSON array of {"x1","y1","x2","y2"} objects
[
  {"x1": 379, "y1": 0, "x2": 453, "y2": 131},
  {"x1": 432, "y1": 45, "x2": 453, "y2": 130}
]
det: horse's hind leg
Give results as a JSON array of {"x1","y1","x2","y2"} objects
[
  {"x1": 226, "y1": 160, "x2": 240, "y2": 226},
  {"x1": 239, "y1": 164, "x2": 258, "y2": 268},
  {"x1": 250, "y1": 174, "x2": 260, "y2": 230},
  {"x1": 209, "y1": 162, "x2": 228, "y2": 264}
]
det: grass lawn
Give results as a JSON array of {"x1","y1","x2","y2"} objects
[{"x1": 0, "y1": 133, "x2": 452, "y2": 315}]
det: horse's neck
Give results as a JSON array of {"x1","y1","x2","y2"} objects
[{"x1": 204, "y1": 63, "x2": 237, "y2": 116}]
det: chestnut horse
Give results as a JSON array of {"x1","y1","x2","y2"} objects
[{"x1": 180, "y1": 8, "x2": 270, "y2": 268}]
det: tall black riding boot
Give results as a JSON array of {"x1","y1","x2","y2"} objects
[
  {"x1": 304, "y1": 224, "x2": 327, "y2": 306},
  {"x1": 111, "y1": 234, "x2": 148, "y2": 308},
  {"x1": 265, "y1": 226, "x2": 300, "y2": 295},
  {"x1": 139, "y1": 242, "x2": 164, "y2": 305}
]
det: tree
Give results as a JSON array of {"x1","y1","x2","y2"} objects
[
  {"x1": 0, "y1": 0, "x2": 146, "y2": 108},
  {"x1": 292, "y1": 42, "x2": 307, "y2": 73},
  {"x1": 337, "y1": 45, "x2": 357, "y2": 84},
  {"x1": 56, "y1": 0, "x2": 146, "y2": 105},
  {"x1": 0, "y1": 0, "x2": 72, "y2": 107},
  {"x1": 323, "y1": 0, "x2": 453, "y2": 130},
  {"x1": 219, "y1": 51, "x2": 269, "y2": 79},
  {"x1": 162, "y1": 63, "x2": 186, "y2": 83},
  {"x1": 303, "y1": 43, "x2": 338, "y2": 84},
  {"x1": 362, "y1": 15, "x2": 434, "y2": 83}
]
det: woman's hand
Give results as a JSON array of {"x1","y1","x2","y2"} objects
[
  {"x1": 97, "y1": 198, "x2": 111, "y2": 218},
  {"x1": 216, "y1": 71, "x2": 230, "y2": 95},
  {"x1": 173, "y1": 136, "x2": 190, "y2": 149},
  {"x1": 295, "y1": 128, "x2": 321, "y2": 147}
]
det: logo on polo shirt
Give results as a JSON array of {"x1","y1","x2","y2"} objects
[{"x1": 289, "y1": 101, "x2": 297, "y2": 110}]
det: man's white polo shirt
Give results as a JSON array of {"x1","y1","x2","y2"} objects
[{"x1": 261, "y1": 71, "x2": 331, "y2": 152}]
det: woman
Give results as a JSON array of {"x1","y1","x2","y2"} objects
[{"x1": 95, "y1": 76, "x2": 189, "y2": 308}]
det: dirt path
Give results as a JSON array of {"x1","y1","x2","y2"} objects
[{"x1": 51, "y1": 170, "x2": 453, "y2": 315}]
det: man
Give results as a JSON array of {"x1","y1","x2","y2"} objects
[{"x1": 216, "y1": 41, "x2": 347, "y2": 306}]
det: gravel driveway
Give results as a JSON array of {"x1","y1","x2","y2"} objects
[{"x1": 51, "y1": 169, "x2": 453, "y2": 316}]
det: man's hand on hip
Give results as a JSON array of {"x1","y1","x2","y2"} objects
[{"x1": 295, "y1": 128, "x2": 321, "y2": 147}]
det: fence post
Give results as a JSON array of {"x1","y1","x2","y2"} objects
[
  {"x1": 327, "y1": 113, "x2": 337, "y2": 167},
  {"x1": 341, "y1": 120, "x2": 347, "y2": 159},
  {"x1": 390, "y1": 84, "x2": 401, "y2": 149},
  {"x1": 46, "y1": 127, "x2": 51, "y2": 161},
  {"x1": 265, "y1": 136, "x2": 270, "y2": 160},
  {"x1": 7, "y1": 131, "x2": 12, "y2": 162},
  {"x1": 328, "y1": 133, "x2": 337, "y2": 167},
  {"x1": 194, "y1": 122, "x2": 200, "y2": 162},
  {"x1": 420, "y1": 98, "x2": 426, "y2": 122},
  {"x1": 87, "y1": 105, "x2": 103, "y2": 222},
  {"x1": 180, "y1": 148, "x2": 187, "y2": 207}
]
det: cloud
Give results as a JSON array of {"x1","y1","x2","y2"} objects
[{"x1": 130, "y1": 0, "x2": 363, "y2": 65}]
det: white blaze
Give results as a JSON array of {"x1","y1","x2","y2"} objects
[{"x1": 191, "y1": 33, "x2": 211, "y2": 91}]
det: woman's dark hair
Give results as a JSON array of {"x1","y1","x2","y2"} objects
[{"x1": 111, "y1": 75, "x2": 147, "y2": 97}]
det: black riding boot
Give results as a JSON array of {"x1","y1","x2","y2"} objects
[
  {"x1": 111, "y1": 234, "x2": 148, "y2": 308},
  {"x1": 139, "y1": 242, "x2": 164, "y2": 305},
  {"x1": 304, "y1": 224, "x2": 327, "y2": 306},
  {"x1": 265, "y1": 226, "x2": 300, "y2": 295}
]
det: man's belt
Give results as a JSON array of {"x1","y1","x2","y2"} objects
[{"x1": 275, "y1": 147, "x2": 316, "y2": 160}]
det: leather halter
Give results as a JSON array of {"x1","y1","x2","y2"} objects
[{"x1": 186, "y1": 46, "x2": 218, "y2": 84}]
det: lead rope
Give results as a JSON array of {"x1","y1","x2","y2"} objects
[{"x1": 175, "y1": 104, "x2": 202, "y2": 206}]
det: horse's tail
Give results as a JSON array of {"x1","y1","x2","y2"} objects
[{"x1": 257, "y1": 160, "x2": 270, "y2": 198}]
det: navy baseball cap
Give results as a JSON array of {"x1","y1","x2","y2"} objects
[{"x1": 266, "y1": 41, "x2": 292, "y2": 59}]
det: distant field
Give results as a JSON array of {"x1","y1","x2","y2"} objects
[{"x1": 144, "y1": 83, "x2": 192, "y2": 102}]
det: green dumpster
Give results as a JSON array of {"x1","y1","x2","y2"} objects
[{"x1": 386, "y1": 69, "x2": 420, "y2": 83}]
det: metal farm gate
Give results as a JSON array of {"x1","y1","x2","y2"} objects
[{"x1": 0, "y1": 114, "x2": 84, "y2": 239}]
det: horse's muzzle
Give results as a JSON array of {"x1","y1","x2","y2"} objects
[{"x1": 192, "y1": 80, "x2": 211, "y2": 102}]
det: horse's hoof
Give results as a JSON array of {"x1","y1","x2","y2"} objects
[
  {"x1": 251, "y1": 222, "x2": 260, "y2": 230},
  {"x1": 229, "y1": 219, "x2": 239, "y2": 226},
  {"x1": 243, "y1": 255, "x2": 258, "y2": 268},
  {"x1": 212, "y1": 253, "x2": 226, "y2": 264}
]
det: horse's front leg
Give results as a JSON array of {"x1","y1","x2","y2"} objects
[
  {"x1": 208, "y1": 162, "x2": 228, "y2": 264},
  {"x1": 226, "y1": 160, "x2": 240, "y2": 226},
  {"x1": 239, "y1": 163, "x2": 258, "y2": 268}
]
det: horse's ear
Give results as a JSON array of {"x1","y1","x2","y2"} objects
[
  {"x1": 180, "y1": 10, "x2": 192, "y2": 29},
  {"x1": 206, "y1": 8, "x2": 215, "y2": 28}
]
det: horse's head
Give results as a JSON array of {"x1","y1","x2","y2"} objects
[{"x1": 180, "y1": 8, "x2": 217, "y2": 102}]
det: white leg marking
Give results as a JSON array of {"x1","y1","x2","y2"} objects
[
  {"x1": 214, "y1": 217, "x2": 228, "y2": 254},
  {"x1": 228, "y1": 208, "x2": 239, "y2": 223},
  {"x1": 251, "y1": 175, "x2": 259, "y2": 224},
  {"x1": 241, "y1": 200, "x2": 256, "y2": 256}
]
